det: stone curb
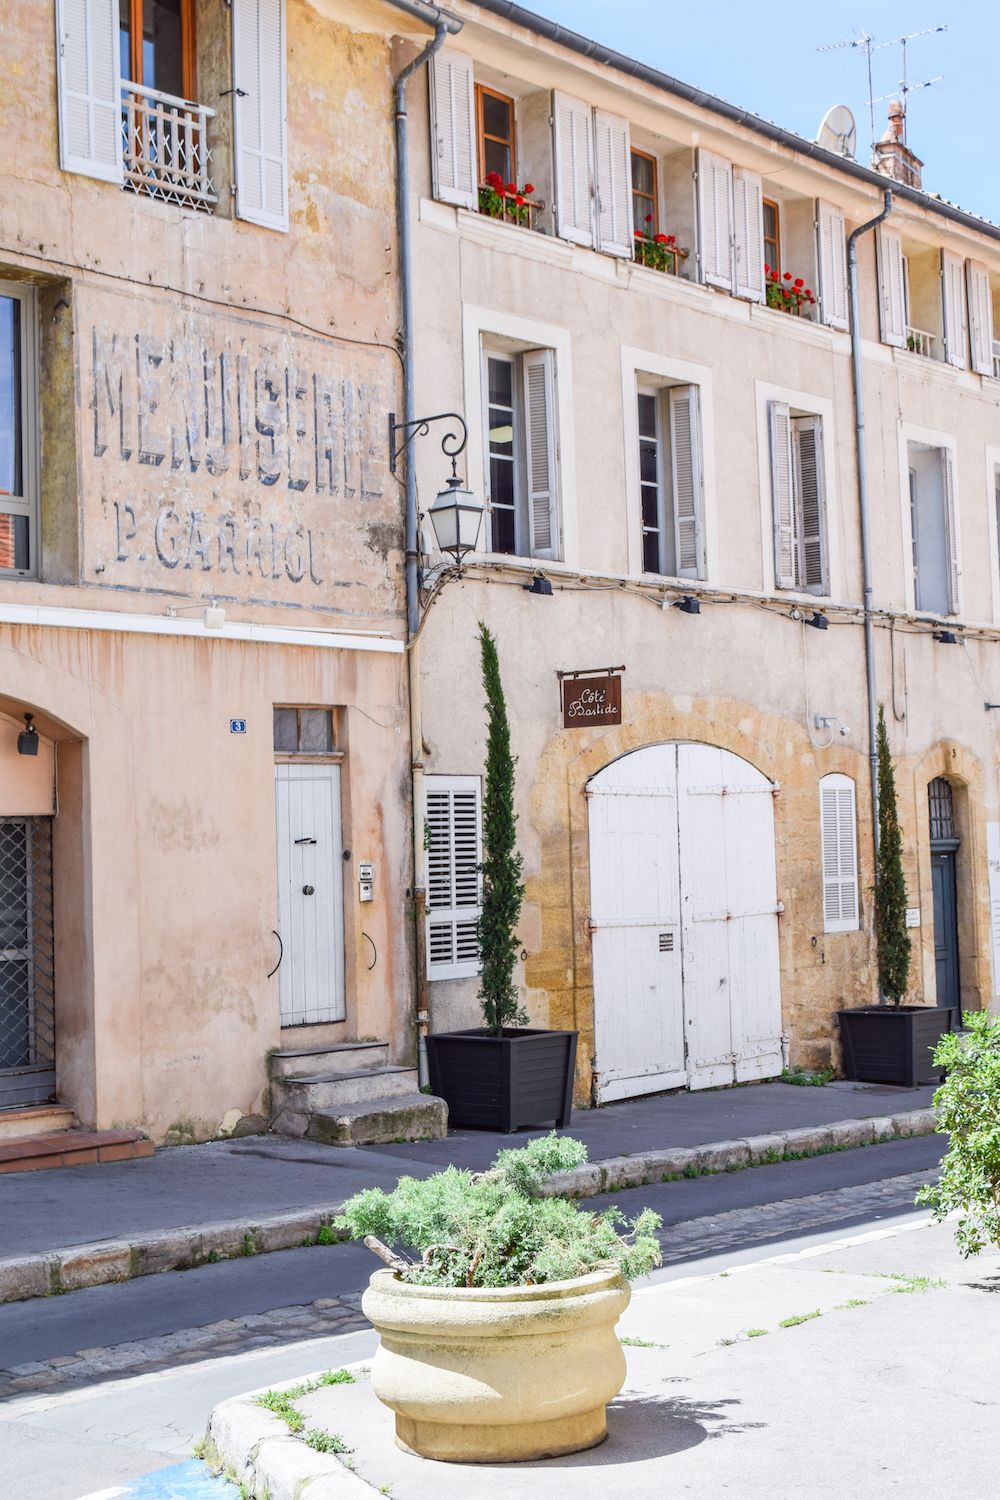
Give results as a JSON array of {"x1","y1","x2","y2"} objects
[
  {"x1": 205, "y1": 1363, "x2": 373, "y2": 1499},
  {"x1": 537, "y1": 1108, "x2": 938, "y2": 1200},
  {"x1": 0, "y1": 1108, "x2": 938, "y2": 1306}
]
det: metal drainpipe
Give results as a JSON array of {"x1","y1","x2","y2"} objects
[
  {"x1": 391, "y1": 5, "x2": 463, "y2": 1084},
  {"x1": 847, "y1": 188, "x2": 893, "y2": 888}
]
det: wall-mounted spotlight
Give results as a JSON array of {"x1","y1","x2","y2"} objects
[
  {"x1": 17, "y1": 714, "x2": 39, "y2": 756},
  {"x1": 933, "y1": 630, "x2": 958, "y2": 645},
  {"x1": 806, "y1": 611, "x2": 829, "y2": 631},
  {"x1": 814, "y1": 713, "x2": 851, "y2": 739},
  {"x1": 166, "y1": 601, "x2": 226, "y2": 630},
  {"x1": 673, "y1": 595, "x2": 701, "y2": 615},
  {"x1": 523, "y1": 575, "x2": 553, "y2": 596}
]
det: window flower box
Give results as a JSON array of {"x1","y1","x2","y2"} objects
[
  {"x1": 479, "y1": 172, "x2": 543, "y2": 229},
  {"x1": 633, "y1": 221, "x2": 687, "y2": 274},
  {"x1": 765, "y1": 265, "x2": 816, "y2": 314}
]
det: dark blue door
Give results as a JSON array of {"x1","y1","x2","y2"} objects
[{"x1": 930, "y1": 849, "x2": 959, "y2": 1009}]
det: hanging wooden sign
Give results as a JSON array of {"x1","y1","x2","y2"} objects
[{"x1": 560, "y1": 672, "x2": 622, "y2": 728}]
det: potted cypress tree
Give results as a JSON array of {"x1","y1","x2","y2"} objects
[
  {"x1": 838, "y1": 705, "x2": 956, "y2": 1085},
  {"x1": 426, "y1": 623, "x2": 578, "y2": 1131}
]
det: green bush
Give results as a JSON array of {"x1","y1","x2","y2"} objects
[
  {"x1": 335, "y1": 1133, "x2": 662, "y2": 1289},
  {"x1": 917, "y1": 1011, "x2": 1000, "y2": 1254}
]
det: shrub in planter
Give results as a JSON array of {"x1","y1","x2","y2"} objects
[
  {"x1": 916, "y1": 1011, "x2": 1000, "y2": 1255},
  {"x1": 338, "y1": 1134, "x2": 662, "y2": 1461}
]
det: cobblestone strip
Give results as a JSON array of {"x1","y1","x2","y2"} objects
[{"x1": 0, "y1": 1295, "x2": 367, "y2": 1402}]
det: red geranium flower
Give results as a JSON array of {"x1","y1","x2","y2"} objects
[
  {"x1": 523, "y1": 183, "x2": 535, "y2": 195},
  {"x1": 794, "y1": 278, "x2": 804, "y2": 288},
  {"x1": 634, "y1": 228, "x2": 643, "y2": 237},
  {"x1": 665, "y1": 234, "x2": 676, "y2": 245},
  {"x1": 783, "y1": 271, "x2": 792, "y2": 280},
  {"x1": 645, "y1": 214, "x2": 653, "y2": 223},
  {"x1": 485, "y1": 171, "x2": 504, "y2": 190},
  {"x1": 654, "y1": 233, "x2": 667, "y2": 243},
  {"x1": 764, "y1": 262, "x2": 770, "y2": 274},
  {"x1": 505, "y1": 181, "x2": 517, "y2": 194},
  {"x1": 515, "y1": 194, "x2": 525, "y2": 206}
]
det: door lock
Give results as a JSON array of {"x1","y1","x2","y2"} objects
[{"x1": 302, "y1": 884, "x2": 315, "y2": 896}]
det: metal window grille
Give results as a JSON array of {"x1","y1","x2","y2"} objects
[
  {"x1": 928, "y1": 778, "x2": 956, "y2": 843},
  {"x1": 121, "y1": 83, "x2": 217, "y2": 211},
  {"x1": 0, "y1": 818, "x2": 55, "y2": 1102}
]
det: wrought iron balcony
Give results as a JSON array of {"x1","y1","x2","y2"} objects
[{"x1": 121, "y1": 81, "x2": 216, "y2": 211}]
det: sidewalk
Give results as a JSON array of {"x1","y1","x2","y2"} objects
[
  {"x1": 0, "y1": 1081, "x2": 937, "y2": 1304},
  {"x1": 205, "y1": 1213, "x2": 999, "y2": 1499}
]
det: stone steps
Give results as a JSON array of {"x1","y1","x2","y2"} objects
[
  {"x1": 268, "y1": 1041, "x2": 447, "y2": 1145},
  {"x1": 268, "y1": 1041, "x2": 389, "y2": 1080},
  {"x1": 0, "y1": 1104, "x2": 75, "y2": 1142},
  {"x1": 0, "y1": 1129, "x2": 154, "y2": 1175},
  {"x1": 272, "y1": 1065, "x2": 421, "y2": 1114}
]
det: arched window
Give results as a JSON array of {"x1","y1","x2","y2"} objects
[{"x1": 820, "y1": 774, "x2": 859, "y2": 933}]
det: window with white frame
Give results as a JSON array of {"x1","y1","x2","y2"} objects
[
  {"x1": 483, "y1": 344, "x2": 559, "y2": 560},
  {"x1": 767, "y1": 400, "x2": 828, "y2": 593},
  {"x1": 636, "y1": 381, "x2": 705, "y2": 578},
  {"x1": 425, "y1": 775, "x2": 482, "y2": 981},
  {"x1": 0, "y1": 283, "x2": 37, "y2": 578},
  {"x1": 908, "y1": 441, "x2": 958, "y2": 615},
  {"x1": 820, "y1": 773, "x2": 859, "y2": 933}
]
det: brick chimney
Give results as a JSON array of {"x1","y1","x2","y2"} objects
[{"x1": 871, "y1": 100, "x2": 923, "y2": 189}]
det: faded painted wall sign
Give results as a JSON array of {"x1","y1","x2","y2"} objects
[
  {"x1": 561, "y1": 674, "x2": 622, "y2": 728},
  {"x1": 80, "y1": 287, "x2": 401, "y2": 614}
]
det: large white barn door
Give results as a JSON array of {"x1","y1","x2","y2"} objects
[
  {"x1": 677, "y1": 745, "x2": 783, "y2": 1088},
  {"x1": 588, "y1": 746, "x2": 686, "y2": 1103},
  {"x1": 274, "y1": 763, "x2": 346, "y2": 1026},
  {"x1": 588, "y1": 744, "x2": 782, "y2": 1100}
]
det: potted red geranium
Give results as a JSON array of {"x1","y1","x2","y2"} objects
[
  {"x1": 633, "y1": 216, "x2": 685, "y2": 273},
  {"x1": 765, "y1": 265, "x2": 816, "y2": 313},
  {"x1": 479, "y1": 172, "x2": 537, "y2": 226}
]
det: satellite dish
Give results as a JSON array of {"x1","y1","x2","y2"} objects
[{"x1": 816, "y1": 104, "x2": 858, "y2": 158}]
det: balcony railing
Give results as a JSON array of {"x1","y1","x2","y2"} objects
[
  {"x1": 992, "y1": 341, "x2": 1000, "y2": 380},
  {"x1": 905, "y1": 324, "x2": 935, "y2": 358},
  {"x1": 477, "y1": 188, "x2": 545, "y2": 232},
  {"x1": 121, "y1": 81, "x2": 216, "y2": 211}
]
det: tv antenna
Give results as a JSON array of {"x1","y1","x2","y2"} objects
[{"x1": 818, "y1": 25, "x2": 946, "y2": 144}]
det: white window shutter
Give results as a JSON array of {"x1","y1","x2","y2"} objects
[
  {"x1": 733, "y1": 168, "x2": 765, "y2": 302},
  {"x1": 793, "y1": 415, "x2": 827, "y2": 593},
  {"x1": 696, "y1": 150, "x2": 734, "y2": 290},
  {"x1": 966, "y1": 260, "x2": 995, "y2": 376},
  {"x1": 877, "y1": 227, "x2": 906, "y2": 348},
  {"x1": 668, "y1": 385, "x2": 705, "y2": 578},
  {"x1": 593, "y1": 110, "x2": 632, "y2": 257},
  {"x1": 428, "y1": 48, "x2": 476, "y2": 210},
  {"x1": 523, "y1": 349, "x2": 559, "y2": 560},
  {"x1": 425, "y1": 776, "x2": 481, "y2": 981},
  {"x1": 941, "y1": 250, "x2": 968, "y2": 369},
  {"x1": 552, "y1": 92, "x2": 594, "y2": 246},
  {"x1": 768, "y1": 400, "x2": 796, "y2": 588},
  {"x1": 232, "y1": 0, "x2": 289, "y2": 232},
  {"x1": 820, "y1": 774, "x2": 859, "y2": 933},
  {"x1": 55, "y1": 0, "x2": 123, "y2": 183},
  {"x1": 942, "y1": 449, "x2": 960, "y2": 613},
  {"x1": 816, "y1": 200, "x2": 848, "y2": 330}
]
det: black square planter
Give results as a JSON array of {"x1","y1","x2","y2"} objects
[
  {"x1": 837, "y1": 1005, "x2": 957, "y2": 1087},
  {"x1": 426, "y1": 1028, "x2": 578, "y2": 1133}
]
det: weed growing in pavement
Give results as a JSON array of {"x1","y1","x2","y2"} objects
[
  {"x1": 305, "y1": 1429, "x2": 350, "y2": 1454},
  {"x1": 877, "y1": 1272, "x2": 947, "y2": 1294},
  {"x1": 254, "y1": 1369, "x2": 358, "y2": 1439},
  {"x1": 240, "y1": 1231, "x2": 256, "y2": 1257},
  {"x1": 619, "y1": 1335, "x2": 664, "y2": 1348},
  {"x1": 778, "y1": 1310, "x2": 821, "y2": 1328},
  {"x1": 835, "y1": 1299, "x2": 869, "y2": 1310},
  {"x1": 318, "y1": 1368, "x2": 357, "y2": 1385},
  {"x1": 207, "y1": 1250, "x2": 220, "y2": 1264},
  {"x1": 746, "y1": 1328, "x2": 769, "y2": 1338},
  {"x1": 781, "y1": 1066, "x2": 835, "y2": 1087},
  {"x1": 717, "y1": 1337, "x2": 739, "y2": 1346},
  {"x1": 316, "y1": 1224, "x2": 337, "y2": 1245}
]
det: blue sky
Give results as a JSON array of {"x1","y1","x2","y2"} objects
[{"x1": 520, "y1": 2, "x2": 995, "y2": 222}]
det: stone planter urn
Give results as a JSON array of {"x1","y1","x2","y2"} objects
[{"x1": 361, "y1": 1265, "x2": 630, "y2": 1462}]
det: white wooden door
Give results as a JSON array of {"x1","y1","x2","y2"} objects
[
  {"x1": 274, "y1": 763, "x2": 345, "y2": 1026},
  {"x1": 589, "y1": 744, "x2": 782, "y2": 1100},
  {"x1": 588, "y1": 746, "x2": 686, "y2": 1102}
]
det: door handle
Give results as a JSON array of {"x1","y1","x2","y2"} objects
[
  {"x1": 302, "y1": 885, "x2": 315, "y2": 896},
  {"x1": 294, "y1": 837, "x2": 317, "y2": 845}
]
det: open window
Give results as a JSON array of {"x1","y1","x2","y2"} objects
[
  {"x1": 908, "y1": 441, "x2": 959, "y2": 615},
  {"x1": 482, "y1": 343, "x2": 560, "y2": 561},
  {"x1": 0, "y1": 283, "x2": 38, "y2": 579},
  {"x1": 768, "y1": 401, "x2": 828, "y2": 594},
  {"x1": 636, "y1": 381, "x2": 705, "y2": 579}
]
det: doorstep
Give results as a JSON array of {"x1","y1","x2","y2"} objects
[
  {"x1": 0, "y1": 1104, "x2": 75, "y2": 1142},
  {"x1": 0, "y1": 1129, "x2": 153, "y2": 1175}
]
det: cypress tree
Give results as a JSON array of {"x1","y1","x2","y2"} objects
[
  {"x1": 874, "y1": 702, "x2": 911, "y2": 1004},
  {"x1": 476, "y1": 621, "x2": 528, "y2": 1035}
]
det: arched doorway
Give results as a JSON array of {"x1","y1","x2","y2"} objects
[
  {"x1": 587, "y1": 743, "x2": 783, "y2": 1100},
  {"x1": 928, "y1": 777, "x2": 960, "y2": 1009}
]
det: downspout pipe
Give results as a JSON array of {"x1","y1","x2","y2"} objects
[
  {"x1": 390, "y1": 2, "x2": 463, "y2": 1083},
  {"x1": 847, "y1": 188, "x2": 892, "y2": 885}
]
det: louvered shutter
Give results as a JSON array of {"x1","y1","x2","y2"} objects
[
  {"x1": 793, "y1": 415, "x2": 827, "y2": 593},
  {"x1": 425, "y1": 776, "x2": 482, "y2": 980},
  {"x1": 733, "y1": 168, "x2": 765, "y2": 302},
  {"x1": 55, "y1": 0, "x2": 123, "y2": 183},
  {"x1": 669, "y1": 385, "x2": 704, "y2": 578},
  {"x1": 820, "y1": 774, "x2": 859, "y2": 933},
  {"x1": 428, "y1": 48, "x2": 476, "y2": 210},
  {"x1": 816, "y1": 200, "x2": 848, "y2": 330},
  {"x1": 877, "y1": 228, "x2": 906, "y2": 347},
  {"x1": 966, "y1": 260, "x2": 995, "y2": 376},
  {"x1": 942, "y1": 250, "x2": 968, "y2": 369},
  {"x1": 768, "y1": 400, "x2": 796, "y2": 588},
  {"x1": 232, "y1": 0, "x2": 288, "y2": 231},
  {"x1": 942, "y1": 449, "x2": 960, "y2": 613},
  {"x1": 552, "y1": 92, "x2": 594, "y2": 246},
  {"x1": 696, "y1": 150, "x2": 734, "y2": 290},
  {"x1": 523, "y1": 349, "x2": 559, "y2": 560},
  {"x1": 593, "y1": 110, "x2": 632, "y2": 257}
]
